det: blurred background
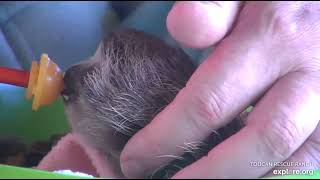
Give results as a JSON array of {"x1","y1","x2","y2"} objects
[{"x1": 0, "y1": 1, "x2": 211, "y2": 144}]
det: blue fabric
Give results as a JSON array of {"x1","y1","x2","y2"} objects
[
  {"x1": 0, "y1": 1, "x2": 117, "y2": 71},
  {"x1": 0, "y1": 29, "x2": 21, "y2": 68},
  {"x1": 0, "y1": 1, "x2": 209, "y2": 71}
]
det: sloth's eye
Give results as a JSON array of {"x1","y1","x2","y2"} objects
[{"x1": 62, "y1": 94, "x2": 70, "y2": 102}]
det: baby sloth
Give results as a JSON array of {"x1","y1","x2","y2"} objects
[{"x1": 62, "y1": 28, "x2": 244, "y2": 178}]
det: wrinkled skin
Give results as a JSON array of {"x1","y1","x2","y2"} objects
[{"x1": 120, "y1": 1, "x2": 320, "y2": 178}]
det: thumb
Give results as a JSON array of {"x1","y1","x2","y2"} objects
[{"x1": 166, "y1": 1, "x2": 243, "y2": 49}]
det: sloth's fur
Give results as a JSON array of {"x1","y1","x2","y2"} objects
[{"x1": 62, "y1": 28, "x2": 244, "y2": 178}]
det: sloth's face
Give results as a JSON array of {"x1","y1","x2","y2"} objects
[{"x1": 61, "y1": 28, "x2": 243, "y2": 178}]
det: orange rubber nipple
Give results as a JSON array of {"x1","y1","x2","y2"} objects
[{"x1": 26, "y1": 54, "x2": 64, "y2": 110}]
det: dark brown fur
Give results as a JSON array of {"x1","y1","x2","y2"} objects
[{"x1": 62, "y1": 28, "x2": 244, "y2": 178}]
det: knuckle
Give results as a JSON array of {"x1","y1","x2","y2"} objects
[
  {"x1": 257, "y1": 114, "x2": 301, "y2": 160},
  {"x1": 268, "y1": 2, "x2": 318, "y2": 38},
  {"x1": 257, "y1": 2, "x2": 320, "y2": 68},
  {"x1": 183, "y1": 85, "x2": 227, "y2": 131},
  {"x1": 268, "y1": 4, "x2": 297, "y2": 36}
]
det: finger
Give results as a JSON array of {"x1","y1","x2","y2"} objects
[
  {"x1": 172, "y1": 72, "x2": 320, "y2": 178},
  {"x1": 120, "y1": 34, "x2": 282, "y2": 178},
  {"x1": 166, "y1": 1, "x2": 243, "y2": 49},
  {"x1": 264, "y1": 122, "x2": 320, "y2": 178}
]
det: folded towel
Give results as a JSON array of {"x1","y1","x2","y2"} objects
[{"x1": 53, "y1": 169, "x2": 94, "y2": 178}]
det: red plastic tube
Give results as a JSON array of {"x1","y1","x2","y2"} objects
[{"x1": 0, "y1": 67, "x2": 30, "y2": 88}]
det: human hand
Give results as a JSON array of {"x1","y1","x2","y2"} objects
[{"x1": 121, "y1": 1, "x2": 320, "y2": 178}]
